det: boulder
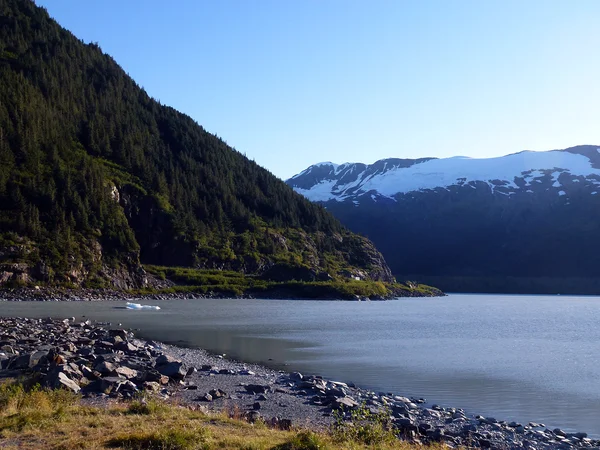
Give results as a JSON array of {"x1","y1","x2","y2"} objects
[
  {"x1": 332, "y1": 396, "x2": 358, "y2": 409},
  {"x1": 109, "y1": 329, "x2": 128, "y2": 340},
  {"x1": 114, "y1": 341, "x2": 138, "y2": 353},
  {"x1": 245, "y1": 411, "x2": 261, "y2": 423},
  {"x1": 87, "y1": 376, "x2": 124, "y2": 394},
  {"x1": 209, "y1": 389, "x2": 227, "y2": 399},
  {"x1": 45, "y1": 368, "x2": 81, "y2": 393},
  {"x1": 244, "y1": 384, "x2": 269, "y2": 394},
  {"x1": 156, "y1": 361, "x2": 186, "y2": 380},
  {"x1": 289, "y1": 372, "x2": 303, "y2": 381},
  {"x1": 115, "y1": 366, "x2": 138, "y2": 379},
  {"x1": 143, "y1": 381, "x2": 161, "y2": 392},
  {"x1": 7, "y1": 350, "x2": 48, "y2": 370},
  {"x1": 94, "y1": 361, "x2": 117, "y2": 375},
  {"x1": 155, "y1": 354, "x2": 178, "y2": 366}
]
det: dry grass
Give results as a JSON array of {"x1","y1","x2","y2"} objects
[{"x1": 0, "y1": 380, "x2": 444, "y2": 450}]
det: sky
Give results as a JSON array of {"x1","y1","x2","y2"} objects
[{"x1": 36, "y1": 0, "x2": 600, "y2": 180}]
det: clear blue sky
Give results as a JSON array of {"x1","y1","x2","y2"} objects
[{"x1": 36, "y1": 0, "x2": 600, "y2": 179}]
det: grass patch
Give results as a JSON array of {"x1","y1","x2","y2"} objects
[
  {"x1": 331, "y1": 404, "x2": 396, "y2": 446},
  {"x1": 0, "y1": 380, "x2": 443, "y2": 449},
  {"x1": 107, "y1": 429, "x2": 207, "y2": 450},
  {"x1": 126, "y1": 398, "x2": 170, "y2": 416},
  {"x1": 273, "y1": 431, "x2": 327, "y2": 450}
]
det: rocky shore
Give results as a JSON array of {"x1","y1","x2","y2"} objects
[
  {"x1": 0, "y1": 287, "x2": 233, "y2": 302},
  {"x1": 0, "y1": 316, "x2": 595, "y2": 449},
  {"x1": 0, "y1": 285, "x2": 444, "y2": 302}
]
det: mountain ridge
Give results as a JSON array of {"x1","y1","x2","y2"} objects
[
  {"x1": 287, "y1": 145, "x2": 600, "y2": 294},
  {"x1": 288, "y1": 145, "x2": 600, "y2": 203}
]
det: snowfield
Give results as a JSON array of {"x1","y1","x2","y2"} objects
[{"x1": 290, "y1": 148, "x2": 600, "y2": 202}]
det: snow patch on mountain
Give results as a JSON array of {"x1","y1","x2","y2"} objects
[{"x1": 289, "y1": 148, "x2": 600, "y2": 203}]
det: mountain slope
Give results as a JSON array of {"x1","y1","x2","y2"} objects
[
  {"x1": 288, "y1": 146, "x2": 600, "y2": 294},
  {"x1": 0, "y1": 0, "x2": 394, "y2": 288}
]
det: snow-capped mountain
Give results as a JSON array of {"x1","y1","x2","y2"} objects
[
  {"x1": 288, "y1": 145, "x2": 600, "y2": 203},
  {"x1": 287, "y1": 146, "x2": 600, "y2": 294}
]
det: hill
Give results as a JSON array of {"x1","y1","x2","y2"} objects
[
  {"x1": 0, "y1": 0, "x2": 401, "y2": 294},
  {"x1": 288, "y1": 146, "x2": 600, "y2": 294}
]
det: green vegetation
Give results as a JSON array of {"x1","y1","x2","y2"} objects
[
  {"x1": 0, "y1": 380, "x2": 442, "y2": 449},
  {"x1": 332, "y1": 405, "x2": 397, "y2": 446},
  {"x1": 0, "y1": 0, "x2": 396, "y2": 289},
  {"x1": 140, "y1": 265, "x2": 437, "y2": 299}
]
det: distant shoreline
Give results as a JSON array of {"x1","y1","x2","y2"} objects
[{"x1": 0, "y1": 285, "x2": 444, "y2": 302}]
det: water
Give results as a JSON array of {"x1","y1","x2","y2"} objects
[{"x1": 1, "y1": 294, "x2": 599, "y2": 436}]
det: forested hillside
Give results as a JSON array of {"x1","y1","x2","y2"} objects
[{"x1": 0, "y1": 0, "x2": 395, "y2": 289}]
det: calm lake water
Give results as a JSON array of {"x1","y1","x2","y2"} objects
[{"x1": 1, "y1": 294, "x2": 599, "y2": 436}]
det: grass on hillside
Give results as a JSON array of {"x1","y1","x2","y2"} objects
[
  {"x1": 141, "y1": 265, "x2": 436, "y2": 299},
  {"x1": 0, "y1": 380, "x2": 442, "y2": 450}
]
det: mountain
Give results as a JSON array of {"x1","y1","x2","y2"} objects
[
  {"x1": 288, "y1": 145, "x2": 600, "y2": 294},
  {"x1": 0, "y1": 0, "x2": 396, "y2": 290}
]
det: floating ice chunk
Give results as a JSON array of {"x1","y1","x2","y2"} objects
[{"x1": 126, "y1": 302, "x2": 161, "y2": 311}]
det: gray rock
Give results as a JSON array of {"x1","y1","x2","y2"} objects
[
  {"x1": 109, "y1": 329, "x2": 128, "y2": 340},
  {"x1": 114, "y1": 341, "x2": 138, "y2": 353},
  {"x1": 155, "y1": 354, "x2": 178, "y2": 366},
  {"x1": 332, "y1": 396, "x2": 358, "y2": 409},
  {"x1": 290, "y1": 372, "x2": 303, "y2": 381},
  {"x1": 115, "y1": 366, "x2": 137, "y2": 379},
  {"x1": 56, "y1": 372, "x2": 81, "y2": 393},
  {"x1": 85, "y1": 376, "x2": 124, "y2": 394},
  {"x1": 396, "y1": 418, "x2": 417, "y2": 432},
  {"x1": 245, "y1": 411, "x2": 261, "y2": 423},
  {"x1": 45, "y1": 369, "x2": 81, "y2": 393},
  {"x1": 94, "y1": 361, "x2": 117, "y2": 375},
  {"x1": 156, "y1": 361, "x2": 186, "y2": 380},
  {"x1": 7, "y1": 350, "x2": 48, "y2": 370},
  {"x1": 143, "y1": 381, "x2": 161, "y2": 392},
  {"x1": 117, "y1": 380, "x2": 138, "y2": 394},
  {"x1": 209, "y1": 389, "x2": 227, "y2": 399},
  {"x1": 245, "y1": 384, "x2": 269, "y2": 394}
]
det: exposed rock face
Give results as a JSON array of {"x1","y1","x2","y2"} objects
[{"x1": 0, "y1": 234, "x2": 149, "y2": 289}]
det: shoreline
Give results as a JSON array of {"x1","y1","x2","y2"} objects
[
  {"x1": 0, "y1": 316, "x2": 595, "y2": 449},
  {"x1": 0, "y1": 284, "x2": 445, "y2": 302}
]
